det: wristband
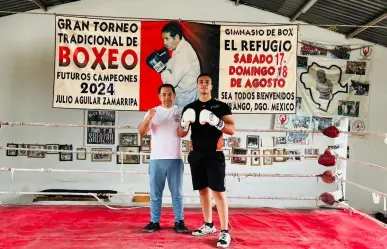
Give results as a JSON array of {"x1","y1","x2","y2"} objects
[{"x1": 216, "y1": 120, "x2": 225, "y2": 130}]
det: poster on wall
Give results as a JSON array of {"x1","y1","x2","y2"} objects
[
  {"x1": 297, "y1": 41, "x2": 372, "y2": 131},
  {"x1": 52, "y1": 15, "x2": 298, "y2": 113},
  {"x1": 218, "y1": 26, "x2": 298, "y2": 113},
  {"x1": 84, "y1": 110, "x2": 116, "y2": 146},
  {"x1": 274, "y1": 41, "x2": 372, "y2": 132}
]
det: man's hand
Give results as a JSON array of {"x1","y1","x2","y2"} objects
[
  {"x1": 146, "y1": 109, "x2": 156, "y2": 120},
  {"x1": 139, "y1": 109, "x2": 156, "y2": 136},
  {"x1": 199, "y1": 109, "x2": 225, "y2": 130}
]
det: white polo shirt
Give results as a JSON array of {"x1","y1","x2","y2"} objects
[{"x1": 144, "y1": 105, "x2": 183, "y2": 160}]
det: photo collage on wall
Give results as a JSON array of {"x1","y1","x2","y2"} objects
[
  {"x1": 270, "y1": 113, "x2": 339, "y2": 159},
  {"x1": 296, "y1": 41, "x2": 372, "y2": 133},
  {"x1": 3, "y1": 109, "x2": 333, "y2": 166},
  {"x1": 4, "y1": 109, "x2": 209, "y2": 165},
  {"x1": 117, "y1": 132, "x2": 191, "y2": 164},
  {"x1": 5, "y1": 143, "x2": 76, "y2": 162},
  {"x1": 221, "y1": 132, "x2": 320, "y2": 168}
]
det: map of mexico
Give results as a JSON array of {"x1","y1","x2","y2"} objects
[
  {"x1": 275, "y1": 41, "x2": 372, "y2": 133},
  {"x1": 299, "y1": 62, "x2": 348, "y2": 112}
]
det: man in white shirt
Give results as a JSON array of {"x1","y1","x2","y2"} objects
[
  {"x1": 146, "y1": 21, "x2": 201, "y2": 107},
  {"x1": 138, "y1": 84, "x2": 189, "y2": 233}
]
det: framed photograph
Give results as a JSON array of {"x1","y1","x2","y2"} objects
[
  {"x1": 231, "y1": 147, "x2": 248, "y2": 165},
  {"x1": 261, "y1": 137, "x2": 274, "y2": 147},
  {"x1": 59, "y1": 144, "x2": 73, "y2": 161},
  {"x1": 250, "y1": 149, "x2": 261, "y2": 166},
  {"x1": 117, "y1": 146, "x2": 140, "y2": 164},
  {"x1": 292, "y1": 115, "x2": 311, "y2": 129},
  {"x1": 142, "y1": 154, "x2": 151, "y2": 163},
  {"x1": 305, "y1": 148, "x2": 319, "y2": 159},
  {"x1": 91, "y1": 148, "x2": 112, "y2": 162},
  {"x1": 275, "y1": 137, "x2": 287, "y2": 145},
  {"x1": 287, "y1": 149, "x2": 301, "y2": 160},
  {"x1": 6, "y1": 143, "x2": 18, "y2": 156},
  {"x1": 286, "y1": 133, "x2": 309, "y2": 145},
  {"x1": 76, "y1": 148, "x2": 87, "y2": 160},
  {"x1": 333, "y1": 118, "x2": 341, "y2": 127},
  {"x1": 263, "y1": 149, "x2": 273, "y2": 165},
  {"x1": 246, "y1": 135, "x2": 259, "y2": 149},
  {"x1": 28, "y1": 144, "x2": 46, "y2": 158},
  {"x1": 223, "y1": 138, "x2": 228, "y2": 148},
  {"x1": 273, "y1": 149, "x2": 286, "y2": 162},
  {"x1": 46, "y1": 144, "x2": 59, "y2": 154},
  {"x1": 84, "y1": 110, "x2": 116, "y2": 147},
  {"x1": 120, "y1": 133, "x2": 138, "y2": 146},
  {"x1": 223, "y1": 149, "x2": 230, "y2": 160},
  {"x1": 140, "y1": 135, "x2": 151, "y2": 151},
  {"x1": 312, "y1": 116, "x2": 333, "y2": 131},
  {"x1": 228, "y1": 137, "x2": 241, "y2": 147},
  {"x1": 182, "y1": 140, "x2": 190, "y2": 152},
  {"x1": 18, "y1": 144, "x2": 28, "y2": 156}
]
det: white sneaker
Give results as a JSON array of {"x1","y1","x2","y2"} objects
[
  {"x1": 191, "y1": 223, "x2": 216, "y2": 236},
  {"x1": 217, "y1": 231, "x2": 231, "y2": 248}
]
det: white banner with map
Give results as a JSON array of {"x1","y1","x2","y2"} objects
[{"x1": 275, "y1": 40, "x2": 372, "y2": 133}]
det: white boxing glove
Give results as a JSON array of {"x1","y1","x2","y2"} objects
[
  {"x1": 180, "y1": 108, "x2": 196, "y2": 131},
  {"x1": 199, "y1": 109, "x2": 225, "y2": 130}
]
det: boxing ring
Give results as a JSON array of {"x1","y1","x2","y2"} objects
[{"x1": 0, "y1": 120, "x2": 387, "y2": 249}]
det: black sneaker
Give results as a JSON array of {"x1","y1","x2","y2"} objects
[
  {"x1": 142, "y1": 222, "x2": 161, "y2": 232},
  {"x1": 174, "y1": 220, "x2": 189, "y2": 233}
]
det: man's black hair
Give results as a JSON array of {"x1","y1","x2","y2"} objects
[
  {"x1": 197, "y1": 73, "x2": 212, "y2": 82},
  {"x1": 158, "y1": 84, "x2": 176, "y2": 94},
  {"x1": 162, "y1": 21, "x2": 183, "y2": 39}
]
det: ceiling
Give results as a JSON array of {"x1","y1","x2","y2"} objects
[
  {"x1": 231, "y1": 0, "x2": 387, "y2": 47},
  {"x1": 0, "y1": 0, "x2": 386, "y2": 46}
]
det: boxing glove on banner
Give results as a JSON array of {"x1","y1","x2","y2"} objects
[
  {"x1": 180, "y1": 108, "x2": 196, "y2": 131},
  {"x1": 199, "y1": 110, "x2": 225, "y2": 130},
  {"x1": 146, "y1": 47, "x2": 170, "y2": 73}
]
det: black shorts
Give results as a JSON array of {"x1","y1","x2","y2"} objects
[{"x1": 187, "y1": 151, "x2": 226, "y2": 192}]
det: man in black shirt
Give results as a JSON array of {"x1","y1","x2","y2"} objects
[{"x1": 178, "y1": 73, "x2": 235, "y2": 248}]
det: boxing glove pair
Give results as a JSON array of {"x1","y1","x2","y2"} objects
[
  {"x1": 180, "y1": 108, "x2": 225, "y2": 131},
  {"x1": 146, "y1": 47, "x2": 170, "y2": 73}
]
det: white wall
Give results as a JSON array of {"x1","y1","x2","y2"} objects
[{"x1": 0, "y1": 0, "x2": 386, "y2": 213}]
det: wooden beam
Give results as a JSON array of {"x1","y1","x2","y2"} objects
[{"x1": 346, "y1": 11, "x2": 387, "y2": 39}]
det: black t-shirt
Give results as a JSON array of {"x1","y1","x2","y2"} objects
[{"x1": 182, "y1": 98, "x2": 232, "y2": 152}]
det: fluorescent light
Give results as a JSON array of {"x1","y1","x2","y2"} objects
[{"x1": 301, "y1": 0, "x2": 318, "y2": 13}]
